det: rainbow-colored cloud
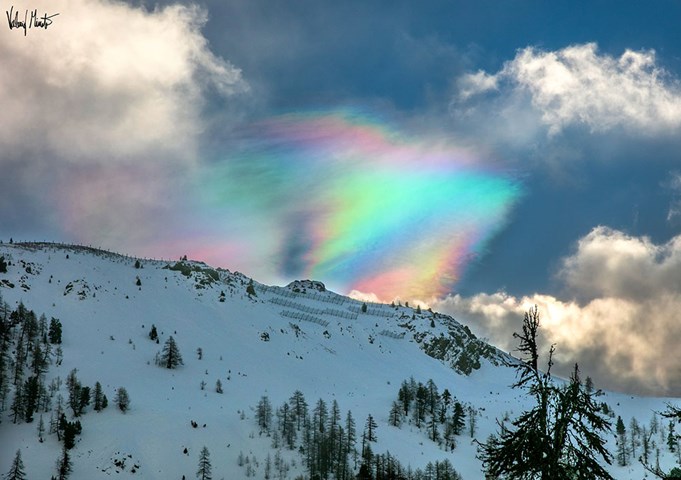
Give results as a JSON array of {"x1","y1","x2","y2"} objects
[{"x1": 194, "y1": 108, "x2": 522, "y2": 301}]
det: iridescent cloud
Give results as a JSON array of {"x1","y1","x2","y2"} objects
[{"x1": 192, "y1": 108, "x2": 522, "y2": 301}]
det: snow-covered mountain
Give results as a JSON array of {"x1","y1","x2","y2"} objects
[{"x1": 0, "y1": 242, "x2": 677, "y2": 479}]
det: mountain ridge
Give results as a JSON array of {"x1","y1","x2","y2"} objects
[{"x1": 0, "y1": 241, "x2": 676, "y2": 479}]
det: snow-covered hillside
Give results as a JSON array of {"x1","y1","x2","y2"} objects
[{"x1": 0, "y1": 242, "x2": 678, "y2": 479}]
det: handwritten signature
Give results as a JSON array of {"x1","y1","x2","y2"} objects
[{"x1": 6, "y1": 5, "x2": 59, "y2": 35}]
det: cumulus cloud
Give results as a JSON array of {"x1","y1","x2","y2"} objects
[
  {"x1": 435, "y1": 227, "x2": 681, "y2": 395},
  {"x1": 455, "y1": 43, "x2": 681, "y2": 136},
  {"x1": 0, "y1": 0, "x2": 246, "y2": 162},
  {"x1": 0, "y1": 0, "x2": 248, "y2": 246}
]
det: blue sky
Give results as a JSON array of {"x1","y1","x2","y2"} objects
[
  {"x1": 192, "y1": 0, "x2": 681, "y2": 294},
  {"x1": 2, "y1": 0, "x2": 681, "y2": 394}
]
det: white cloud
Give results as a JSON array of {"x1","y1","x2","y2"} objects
[
  {"x1": 435, "y1": 227, "x2": 681, "y2": 395},
  {"x1": 455, "y1": 43, "x2": 681, "y2": 136},
  {"x1": 559, "y1": 226, "x2": 681, "y2": 302},
  {"x1": 0, "y1": 0, "x2": 248, "y2": 247},
  {"x1": 457, "y1": 70, "x2": 498, "y2": 101},
  {"x1": 0, "y1": 0, "x2": 248, "y2": 164}
]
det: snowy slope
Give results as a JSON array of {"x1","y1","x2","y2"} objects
[{"x1": 0, "y1": 242, "x2": 678, "y2": 479}]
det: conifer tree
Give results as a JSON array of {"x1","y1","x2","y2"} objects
[
  {"x1": 257, "y1": 396, "x2": 273, "y2": 434},
  {"x1": 398, "y1": 380, "x2": 412, "y2": 416},
  {"x1": 345, "y1": 410, "x2": 357, "y2": 467},
  {"x1": 451, "y1": 401, "x2": 466, "y2": 436},
  {"x1": 616, "y1": 416, "x2": 628, "y2": 466},
  {"x1": 5, "y1": 449, "x2": 26, "y2": 480},
  {"x1": 630, "y1": 417, "x2": 640, "y2": 459},
  {"x1": 38, "y1": 414, "x2": 45, "y2": 442},
  {"x1": 668, "y1": 421, "x2": 677, "y2": 453},
  {"x1": 479, "y1": 306, "x2": 613, "y2": 480},
  {"x1": 55, "y1": 447, "x2": 72, "y2": 480},
  {"x1": 388, "y1": 401, "x2": 402, "y2": 427},
  {"x1": 114, "y1": 387, "x2": 130, "y2": 413},
  {"x1": 159, "y1": 336, "x2": 183, "y2": 369},
  {"x1": 59, "y1": 414, "x2": 82, "y2": 450},
  {"x1": 66, "y1": 369, "x2": 84, "y2": 417},
  {"x1": 364, "y1": 414, "x2": 377, "y2": 442},
  {"x1": 93, "y1": 382, "x2": 104, "y2": 411},
  {"x1": 467, "y1": 405, "x2": 477, "y2": 438},
  {"x1": 48, "y1": 318, "x2": 62, "y2": 344},
  {"x1": 289, "y1": 390, "x2": 308, "y2": 431},
  {"x1": 23, "y1": 375, "x2": 39, "y2": 422},
  {"x1": 196, "y1": 446, "x2": 212, "y2": 480},
  {"x1": 277, "y1": 401, "x2": 296, "y2": 449},
  {"x1": 10, "y1": 384, "x2": 24, "y2": 423}
]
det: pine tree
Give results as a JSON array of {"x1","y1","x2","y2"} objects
[
  {"x1": 427, "y1": 414, "x2": 440, "y2": 443},
  {"x1": 23, "y1": 375, "x2": 39, "y2": 422},
  {"x1": 616, "y1": 416, "x2": 628, "y2": 466},
  {"x1": 642, "y1": 425, "x2": 651, "y2": 465},
  {"x1": 479, "y1": 306, "x2": 614, "y2": 480},
  {"x1": 277, "y1": 402, "x2": 296, "y2": 449},
  {"x1": 345, "y1": 410, "x2": 357, "y2": 467},
  {"x1": 426, "y1": 379, "x2": 440, "y2": 419},
  {"x1": 364, "y1": 414, "x2": 377, "y2": 442},
  {"x1": 48, "y1": 318, "x2": 62, "y2": 344},
  {"x1": 114, "y1": 387, "x2": 130, "y2": 413},
  {"x1": 451, "y1": 401, "x2": 466, "y2": 436},
  {"x1": 55, "y1": 447, "x2": 72, "y2": 480},
  {"x1": 159, "y1": 336, "x2": 183, "y2": 369},
  {"x1": 59, "y1": 414, "x2": 82, "y2": 450},
  {"x1": 93, "y1": 382, "x2": 104, "y2": 411},
  {"x1": 467, "y1": 405, "x2": 477, "y2": 438},
  {"x1": 668, "y1": 421, "x2": 677, "y2": 452},
  {"x1": 5, "y1": 449, "x2": 26, "y2": 480},
  {"x1": 257, "y1": 396, "x2": 273, "y2": 434},
  {"x1": 389, "y1": 401, "x2": 402, "y2": 427},
  {"x1": 196, "y1": 446, "x2": 212, "y2": 480},
  {"x1": 10, "y1": 384, "x2": 24, "y2": 423},
  {"x1": 38, "y1": 414, "x2": 45, "y2": 442},
  {"x1": 630, "y1": 417, "x2": 640, "y2": 461},
  {"x1": 66, "y1": 369, "x2": 84, "y2": 417},
  {"x1": 398, "y1": 380, "x2": 412, "y2": 416},
  {"x1": 289, "y1": 390, "x2": 308, "y2": 431}
]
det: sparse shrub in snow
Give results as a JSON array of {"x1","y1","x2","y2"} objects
[{"x1": 148, "y1": 324, "x2": 158, "y2": 341}]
